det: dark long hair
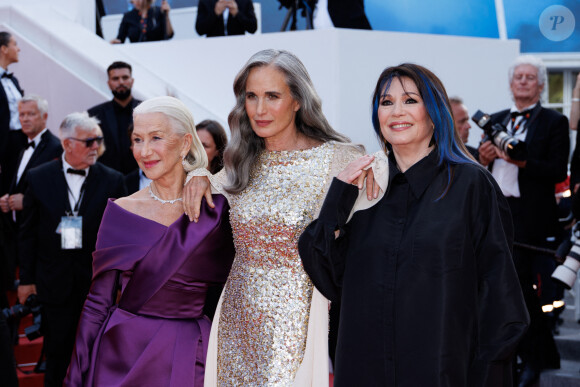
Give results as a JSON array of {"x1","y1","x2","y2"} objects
[
  {"x1": 196, "y1": 119, "x2": 227, "y2": 174},
  {"x1": 371, "y1": 63, "x2": 473, "y2": 165},
  {"x1": 371, "y1": 63, "x2": 475, "y2": 197}
]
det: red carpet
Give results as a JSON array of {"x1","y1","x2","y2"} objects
[
  {"x1": 7, "y1": 290, "x2": 44, "y2": 387},
  {"x1": 7, "y1": 290, "x2": 335, "y2": 387}
]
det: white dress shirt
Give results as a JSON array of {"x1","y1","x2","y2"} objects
[
  {"x1": 16, "y1": 129, "x2": 48, "y2": 185},
  {"x1": 139, "y1": 169, "x2": 152, "y2": 190},
  {"x1": 62, "y1": 154, "x2": 89, "y2": 215},
  {"x1": 491, "y1": 103, "x2": 537, "y2": 198}
]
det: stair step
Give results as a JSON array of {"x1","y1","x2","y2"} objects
[
  {"x1": 16, "y1": 365, "x2": 44, "y2": 387},
  {"x1": 13, "y1": 336, "x2": 43, "y2": 365},
  {"x1": 555, "y1": 331, "x2": 580, "y2": 362},
  {"x1": 540, "y1": 360, "x2": 580, "y2": 386}
]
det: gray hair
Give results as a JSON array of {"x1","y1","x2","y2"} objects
[
  {"x1": 59, "y1": 111, "x2": 100, "y2": 139},
  {"x1": 133, "y1": 96, "x2": 207, "y2": 172},
  {"x1": 508, "y1": 55, "x2": 547, "y2": 86},
  {"x1": 225, "y1": 49, "x2": 350, "y2": 193},
  {"x1": 19, "y1": 95, "x2": 49, "y2": 116}
]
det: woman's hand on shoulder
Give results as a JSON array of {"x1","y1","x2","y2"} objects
[
  {"x1": 183, "y1": 176, "x2": 213, "y2": 223},
  {"x1": 337, "y1": 155, "x2": 380, "y2": 199}
]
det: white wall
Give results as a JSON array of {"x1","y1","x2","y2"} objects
[
  {"x1": 0, "y1": 1, "x2": 519, "y2": 153},
  {"x1": 121, "y1": 29, "x2": 519, "y2": 152}
]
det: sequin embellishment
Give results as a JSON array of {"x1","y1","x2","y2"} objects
[{"x1": 217, "y1": 143, "x2": 334, "y2": 386}]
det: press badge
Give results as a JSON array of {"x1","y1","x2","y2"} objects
[{"x1": 58, "y1": 216, "x2": 83, "y2": 249}]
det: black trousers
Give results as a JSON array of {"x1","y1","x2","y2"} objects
[
  {"x1": 0, "y1": 312, "x2": 18, "y2": 387},
  {"x1": 41, "y1": 295, "x2": 85, "y2": 387},
  {"x1": 507, "y1": 197, "x2": 560, "y2": 371}
]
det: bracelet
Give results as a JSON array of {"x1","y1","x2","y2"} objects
[{"x1": 573, "y1": 98, "x2": 580, "y2": 102}]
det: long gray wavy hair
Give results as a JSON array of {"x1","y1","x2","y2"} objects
[{"x1": 224, "y1": 49, "x2": 350, "y2": 193}]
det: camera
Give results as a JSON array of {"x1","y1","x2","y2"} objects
[
  {"x1": 1, "y1": 294, "x2": 43, "y2": 341},
  {"x1": 471, "y1": 110, "x2": 528, "y2": 161},
  {"x1": 552, "y1": 223, "x2": 580, "y2": 289}
]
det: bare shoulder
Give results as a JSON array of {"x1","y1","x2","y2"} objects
[{"x1": 114, "y1": 188, "x2": 150, "y2": 215}]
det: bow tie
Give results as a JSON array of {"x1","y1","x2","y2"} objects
[
  {"x1": 67, "y1": 168, "x2": 86, "y2": 176},
  {"x1": 1, "y1": 72, "x2": 14, "y2": 80},
  {"x1": 25, "y1": 141, "x2": 35, "y2": 150},
  {"x1": 510, "y1": 109, "x2": 532, "y2": 119}
]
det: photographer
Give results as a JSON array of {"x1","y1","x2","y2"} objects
[
  {"x1": 478, "y1": 55, "x2": 569, "y2": 387},
  {"x1": 195, "y1": 0, "x2": 257, "y2": 37}
]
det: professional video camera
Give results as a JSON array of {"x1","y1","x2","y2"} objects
[
  {"x1": 1, "y1": 294, "x2": 43, "y2": 341},
  {"x1": 471, "y1": 110, "x2": 527, "y2": 161},
  {"x1": 552, "y1": 223, "x2": 580, "y2": 289}
]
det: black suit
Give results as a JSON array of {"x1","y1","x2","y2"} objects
[
  {"x1": 489, "y1": 105, "x2": 569, "y2": 242},
  {"x1": 196, "y1": 0, "x2": 257, "y2": 37},
  {"x1": 328, "y1": 0, "x2": 371, "y2": 29},
  {"x1": 87, "y1": 98, "x2": 141, "y2": 175},
  {"x1": 488, "y1": 104, "x2": 569, "y2": 375},
  {"x1": 124, "y1": 168, "x2": 140, "y2": 194},
  {"x1": 9, "y1": 130, "x2": 63, "y2": 199},
  {"x1": 0, "y1": 72, "x2": 26, "y2": 194},
  {"x1": 18, "y1": 160, "x2": 126, "y2": 387},
  {"x1": 568, "y1": 118, "x2": 580, "y2": 189},
  {"x1": 1, "y1": 130, "x2": 62, "y2": 295}
]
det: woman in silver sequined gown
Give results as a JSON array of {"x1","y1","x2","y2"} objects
[{"x1": 184, "y1": 49, "x2": 364, "y2": 386}]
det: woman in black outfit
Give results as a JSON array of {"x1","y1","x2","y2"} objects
[
  {"x1": 298, "y1": 63, "x2": 529, "y2": 386},
  {"x1": 112, "y1": 0, "x2": 174, "y2": 43}
]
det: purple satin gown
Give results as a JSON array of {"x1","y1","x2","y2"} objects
[{"x1": 64, "y1": 195, "x2": 234, "y2": 387}]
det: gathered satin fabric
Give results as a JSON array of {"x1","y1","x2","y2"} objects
[{"x1": 64, "y1": 196, "x2": 234, "y2": 387}]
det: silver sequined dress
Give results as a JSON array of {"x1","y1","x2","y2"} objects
[{"x1": 216, "y1": 143, "x2": 334, "y2": 386}]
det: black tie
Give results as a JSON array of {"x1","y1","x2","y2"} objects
[
  {"x1": 25, "y1": 141, "x2": 35, "y2": 149},
  {"x1": 67, "y1": 168, "x2": 86, "y2": 176},
  {"x1": 1, "y1": 72, "x2": 14, "y2": 80},
  {"x1": 510, "y1": 109, "x2": 532, "y2": 119}
]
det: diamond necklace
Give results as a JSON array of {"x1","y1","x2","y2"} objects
[{"x1": 148, "y1": 183, "x2": 183, "y2": 204}]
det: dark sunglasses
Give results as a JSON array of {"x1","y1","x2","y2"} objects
[{"x1": 68, "y1": 136, "x2": 104, "y2": 147}]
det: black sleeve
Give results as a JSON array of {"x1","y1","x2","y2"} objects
[
  {"x1": 467, "y1": 172, "x2": 530, "y2": 386},
  {"x1": 114, "y1": 174, "x2": 128, "y2": 199},
  {"x1": 195, "y1": 0, "x2": 219, "y2": 36},
  {"x1": 298, "y1": 178, "x2": 359, "y2": 302},
  {"x1": 230, "y1": 0, "x2": 257, "y2": 33},
  {"x1": 525, "y1": 114, "x2": 569, "y2": 183},
  {"x1": 116, "y1": 13, "x2": 130, "y2": 42},
  {"x1": 152, "y1": 7, "x2": 173, "y2": 40},
  {"x1": 17, "y1": 182, "x2": 39, "y2": 285}
]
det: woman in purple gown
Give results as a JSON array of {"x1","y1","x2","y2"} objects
[{"x1": 64, "y1": 96, "x2": 235, "y2": 387}]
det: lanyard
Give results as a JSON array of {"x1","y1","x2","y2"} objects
[{"x1": 63, "y1": 175, "x2": 87, "y2": 217}]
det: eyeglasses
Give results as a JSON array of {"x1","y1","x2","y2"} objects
[
  {"x1": 68, "y1": 136, "x2": 104, "y2": 147},
  {"x1": 513, "y1": 74, "x2": 538, "y2": 82}
]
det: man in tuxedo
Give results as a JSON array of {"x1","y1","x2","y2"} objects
[
  {"x1": 17, "y1": 112, "x2": 126, "y2": 387},
  {"x1": 0, "y1": 31, "x2": 26, "y2": 199},
  {"x1": 449, "y1": 96, "x2": 479, "y2": 160},
  {"x1": 0, "y1": 95, "x2": 62, "y2": 298},
  {"x1": 87, "y1": 61, "x2": 141, "y2": 175},
  {"x1": 196, "y1": 0, "x2": 257, "y2": 37},
  {"x1": 478, "y1": 55, "x2": 569, "y2": 387}
]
